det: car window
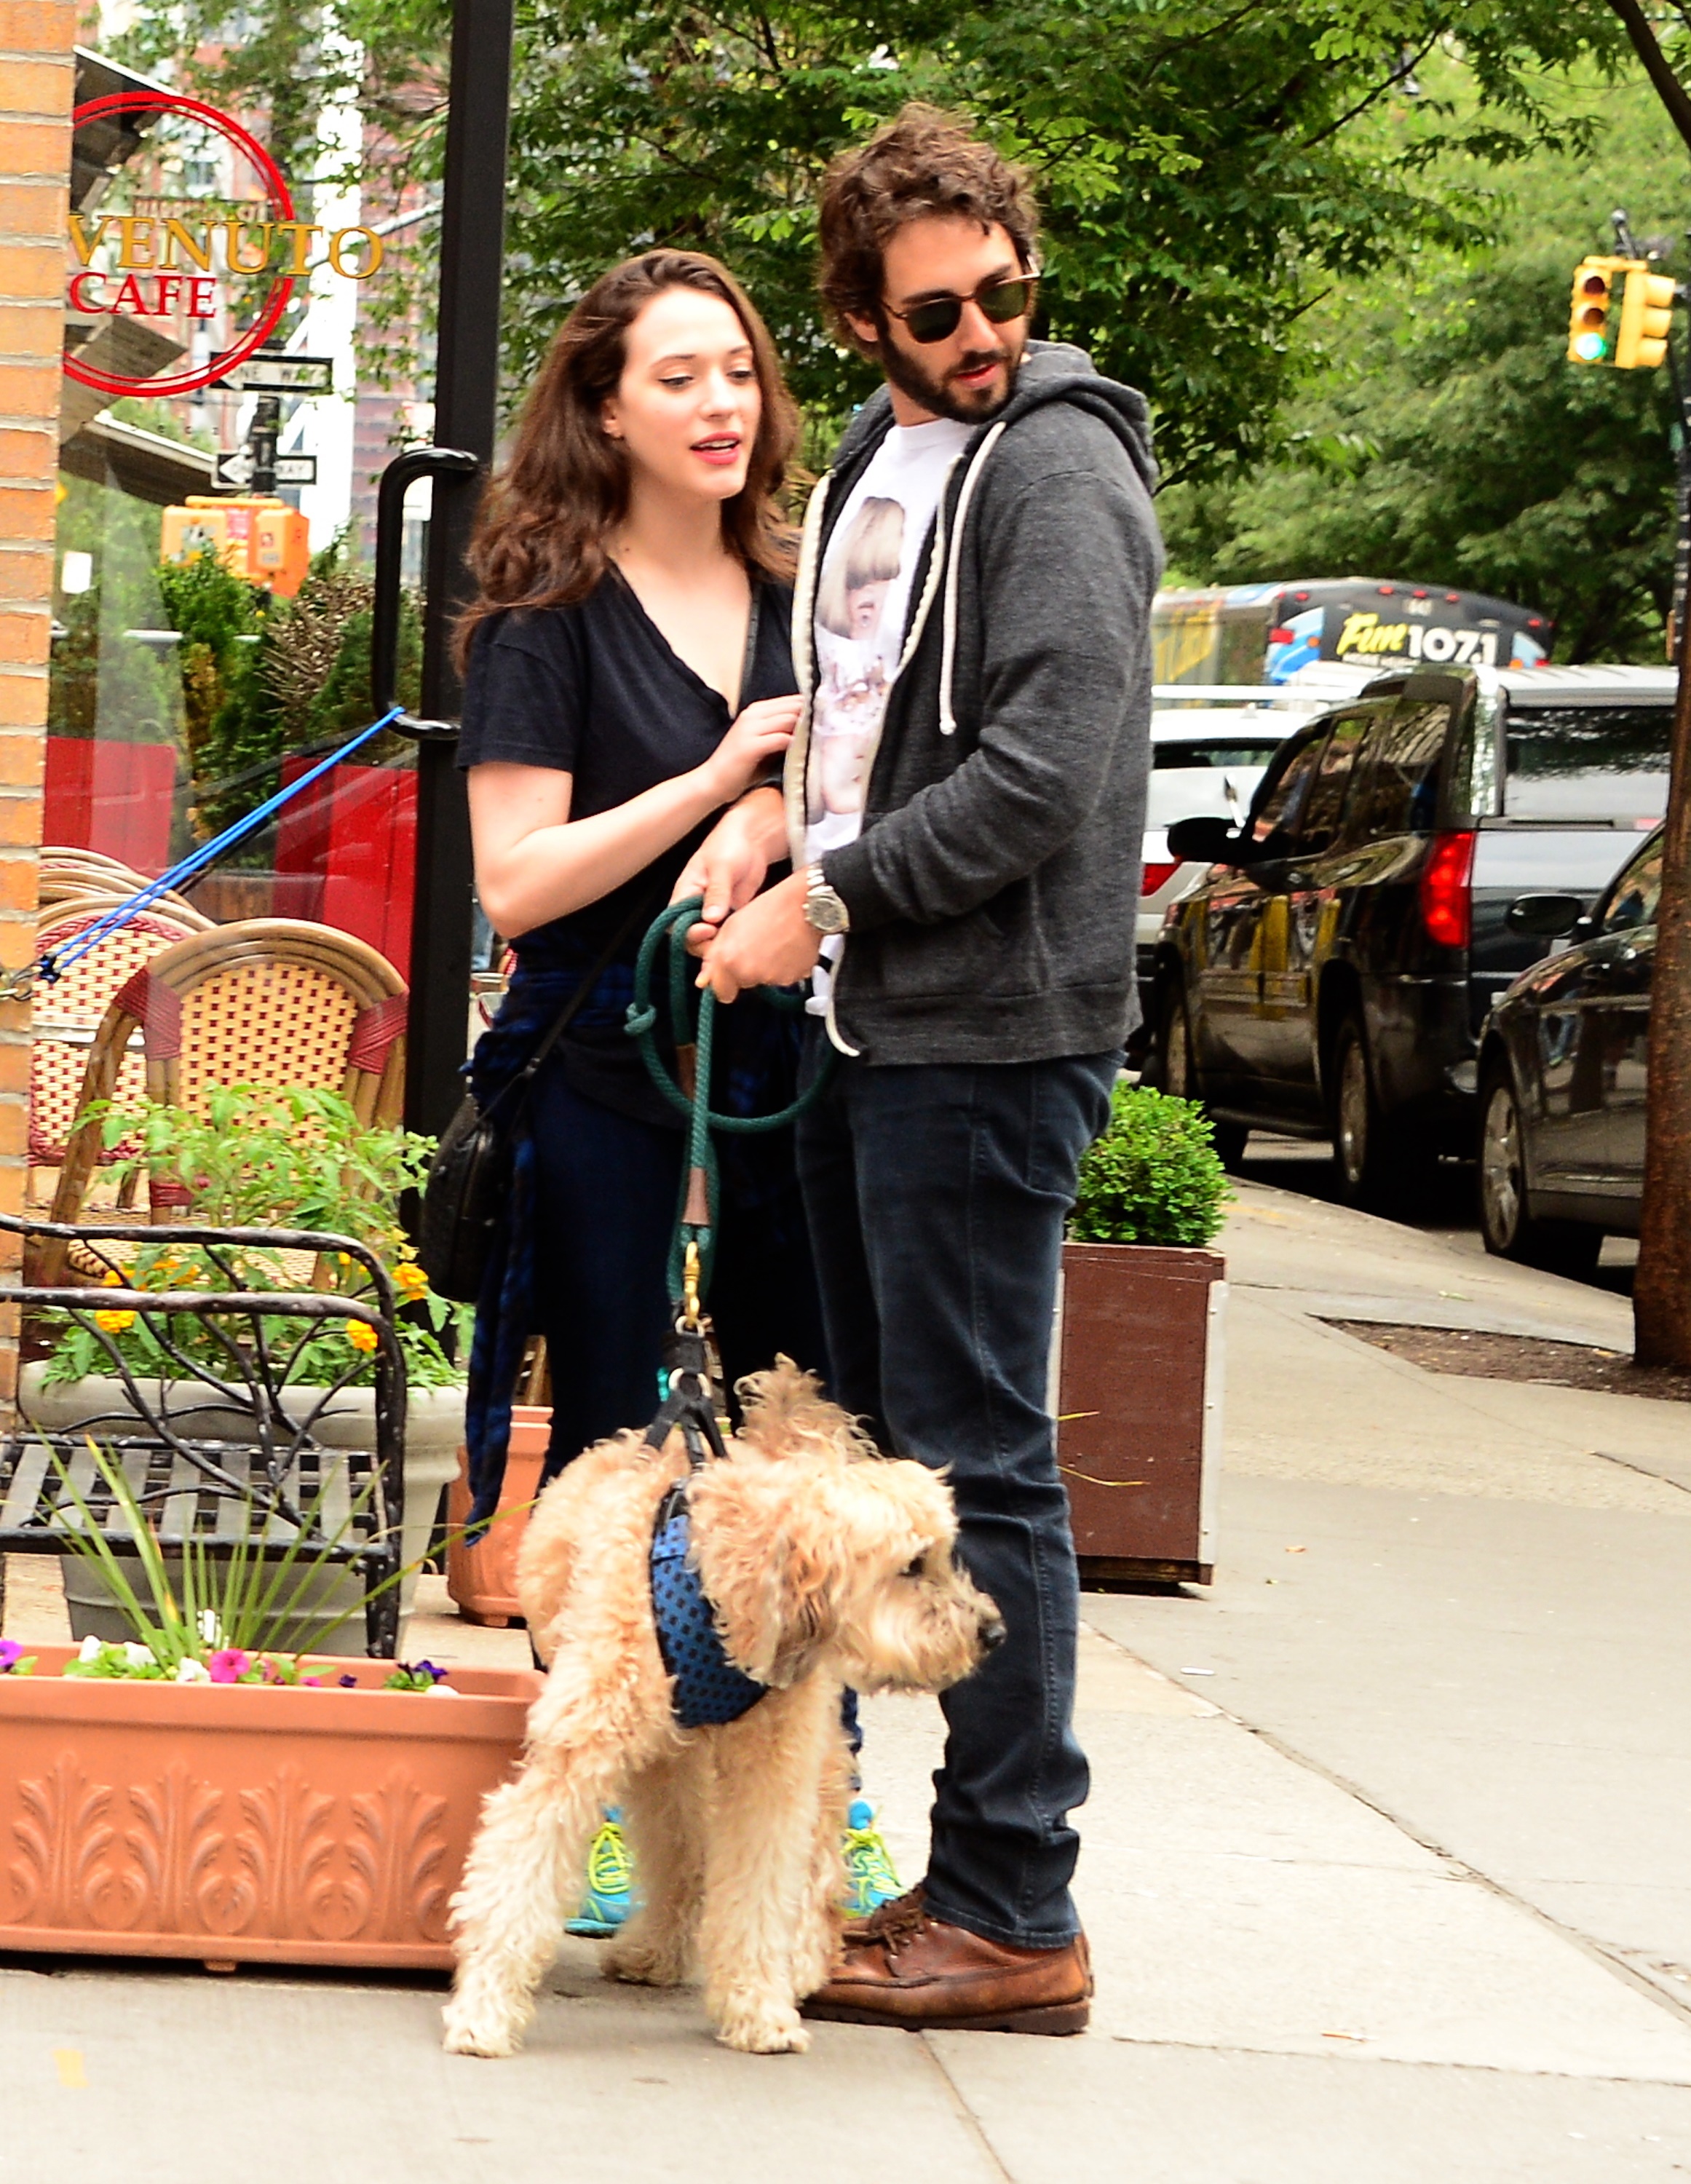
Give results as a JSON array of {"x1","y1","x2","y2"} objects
[
  {"x1": 1349, "y1": 702, "x2": 1450, "y2": 837},
  {"x1": 1151, "y1": 739, "x2": 1286, "y2": 769},
  {"x1": 1296, "y1": 713, "x2": 1374, "y2": 853},
  {"x1": 1600, "y1": 835, "x2": 1664, "y2": 932},
  {"x1": 1503, "y1": 705, "x2": 1671, "y2": 823},
  {"x1": 1248, "y1": 732, "x2": 1324, "y2": 847}
]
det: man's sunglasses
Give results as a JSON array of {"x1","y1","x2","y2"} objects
[{"x1": 882, "y1": 273, "x2": 1040, "y2": 347}]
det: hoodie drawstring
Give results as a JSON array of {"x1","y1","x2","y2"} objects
[{"x1": 938, "y1": 420, "x2": 1008, "y2": 735}]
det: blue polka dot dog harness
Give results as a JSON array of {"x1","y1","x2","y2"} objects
[
  {"x1": 643, "y1": 1321, "x2": 768, "y2": 1732},
  {"x1": 649, "y1": 1479, "x2": 767, "y2": 1730}
]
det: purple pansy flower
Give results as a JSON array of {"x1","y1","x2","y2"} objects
[{"x1": 0, "y1": 1638, "x2": 23, "y2": 1672}]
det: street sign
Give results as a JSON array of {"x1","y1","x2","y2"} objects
[
  {"x1": 213, "y1": 449, "x2": 318, "y2": 490},
  {"x1": 207, "y1": 352, "x2": 336, "y2": 395}
]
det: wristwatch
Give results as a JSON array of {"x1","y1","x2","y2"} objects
[{"x1": 802, "y1": 863, "x2": 851, "y2": 935}]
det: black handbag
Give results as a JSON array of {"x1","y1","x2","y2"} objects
[{"x1": 417, "y1": 893, "x2": 659, "y2": 1303}]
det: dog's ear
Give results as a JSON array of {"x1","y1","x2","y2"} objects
[{"x1": 692, "y1": 1455, "x2": 848, "y2": 1689}]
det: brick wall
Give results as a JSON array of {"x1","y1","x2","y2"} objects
[{"x1": 0, "y1": 1, "x2": 69, "y2": 1416}]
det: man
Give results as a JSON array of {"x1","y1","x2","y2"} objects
[{"x1": 686, "y1": 104, "x2": 1163, "y2": 2033}]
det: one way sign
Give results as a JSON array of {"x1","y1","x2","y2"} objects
[{"x1": 213, "y1": 450, "x2": 318, "y2": 490}]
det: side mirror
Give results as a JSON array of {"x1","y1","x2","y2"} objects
[
  {"x1": 1506, "y1": 892, "x2": 1585, "y2": 938},
  {"x1": 1167, "y1": 815, "x2": 1246, "y2": 865}
]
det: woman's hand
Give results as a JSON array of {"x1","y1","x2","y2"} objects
[
  {"x1": 673, "y1": 784, "x2": 792, "y2": 947},
  {"x1": 697, "y1": 695, "x2": 802, "y2": 804}
]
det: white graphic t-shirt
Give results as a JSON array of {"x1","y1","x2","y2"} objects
[{"x1": 804, "y1": 417, "x2": 971, "y2": 1005}]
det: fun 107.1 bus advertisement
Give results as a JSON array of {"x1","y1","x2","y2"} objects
[{"x1": 1153, "y1": 579, "x2": 1552, "y2": 687}]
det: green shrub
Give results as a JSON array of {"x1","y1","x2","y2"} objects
[{"x1": 1069, "y1": 1084, "x2": 1231, "y2": 1249}]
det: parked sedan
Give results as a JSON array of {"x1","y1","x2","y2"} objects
[{"x1": 1476, "y1": 826, "x2": 1663, "y2": 1277}]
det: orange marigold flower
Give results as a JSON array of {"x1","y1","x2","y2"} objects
[
  {"x1": 393, "y1": 1262, "x2": 429, "y2": 1303},
  {"x1": 344, "y1": 1320, "x2": 379, "y2": 1354},
  {"x1": 94, "y1": 1309, "x2": 135, "y2": 1334}
]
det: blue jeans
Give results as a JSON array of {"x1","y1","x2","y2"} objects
[{"x1": 796, "y1": 1039, "x2": 1119, "y2": 1948}]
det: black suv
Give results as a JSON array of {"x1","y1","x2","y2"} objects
[{"x1": 1149, "y1": 665, "x2": 1674, "y2": 1206}]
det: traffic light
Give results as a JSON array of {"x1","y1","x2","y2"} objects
[
  {"x1": 1568, "y1": 258, "x2": 1617, "y2": 363},
  {"x1": 1616, "y1": 269, "x2": 1677, "y2": 368}
]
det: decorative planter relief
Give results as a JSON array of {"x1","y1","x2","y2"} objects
[{"x1": 0, "y1": 1648, "x2": 539, "y2": 1969}]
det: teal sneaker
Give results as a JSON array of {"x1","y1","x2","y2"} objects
[
  {"x1": 839, "y1": 1797, "x2": 902, "y2": 1919},
  {"x1": 566, "y1": 1809, "x2": 636, "y2": 1937}
]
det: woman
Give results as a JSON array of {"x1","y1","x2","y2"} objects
[{"x1": 455, "y1": 250, "x2": 896, "y2": 1930}]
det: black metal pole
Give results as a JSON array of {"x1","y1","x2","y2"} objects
[{"x1": 405, "y1": 0, "x2": 515, "y2": 1141}]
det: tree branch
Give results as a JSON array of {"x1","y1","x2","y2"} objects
[{"x1": 1605, "y1": 0, "x2": 1691, "y2": 157}]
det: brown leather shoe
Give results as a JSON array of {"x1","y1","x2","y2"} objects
[{"x1": 805, "y1": 1892, "x2": 1092, "y2": 2034}]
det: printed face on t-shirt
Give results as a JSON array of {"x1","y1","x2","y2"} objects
[
  {"x1": 804, "y1": 416, "x2": 970, "y2": 855},
  {"x1": 810, "y1": 495, "x2": 907, "y2": 821}
]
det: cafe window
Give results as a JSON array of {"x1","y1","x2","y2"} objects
[{"x1": 52, "y1": 49, "x2": 426, "y2": 973}]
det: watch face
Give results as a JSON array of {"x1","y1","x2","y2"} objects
[{"x1": 807, "y1": 887, "x2": 848, "y2": 934}]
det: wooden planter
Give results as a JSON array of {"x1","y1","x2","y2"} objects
[
  {"x1": 445, "y1": 1406, "x2": 552, "y2": 1629},
  {"x1": 1054, "y1": 1242, "x2": 1225, "y2": 1587},
  {"x1": 0, "y1": 1648, "x2": 539, "y2": 1971}
]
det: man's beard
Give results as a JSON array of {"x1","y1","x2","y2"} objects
[{"x1": 875, "y1": 323, "x2": 1025, "y2": 423}]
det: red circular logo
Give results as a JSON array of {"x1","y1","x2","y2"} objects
[{"x1": 65, "y1": 90, "x2": 297, "y2": 400}]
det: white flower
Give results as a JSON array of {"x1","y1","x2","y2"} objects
[
  {"x1": 123, "y1": 1642, "x2": 155, "y2": 1669},
  {"x1": 78, "y1": 1634, "x2": 103, "y2": 1662},
  {"x1": 174, "y1": 1659, "x2": 211, "y2": 1683},
  {"x1": 424, "y1": 1682, "x2": 462, "y2": 1698}
]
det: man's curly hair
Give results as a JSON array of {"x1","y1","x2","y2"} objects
[{"x1": 817, "y1": 105, "x2": 1040, "y2": 347}]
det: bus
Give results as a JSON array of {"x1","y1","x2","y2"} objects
[{"x1": 1153, "y1": 579, "x2": 1553, "y2": 687}]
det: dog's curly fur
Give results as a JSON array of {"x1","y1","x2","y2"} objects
[{"x1": 443, "y1": 1361, "x2": 1000, "y2": 2057}]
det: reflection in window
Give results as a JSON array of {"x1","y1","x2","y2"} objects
[
  {"x1": 1297, "y1": 712, "x2": 1372, "y2": 852},
  {"x1": 1250, "y1": 733, "x2": 1323, "y2": 844},
  {"x1": 1351, "y1": 703, "x2": 1449, "y2": 836},
  {"x1": 1503, "y1": 706, "x2": 1672, "y2": 823},
  {"x1": 1601, "y1": 837, "x2": 1663, "y2": 932}
]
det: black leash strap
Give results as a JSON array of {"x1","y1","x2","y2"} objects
[{"x1": 644, "y1": 1324, "x2": 729, "y2": 1474}]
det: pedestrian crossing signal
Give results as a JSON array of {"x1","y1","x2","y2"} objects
[
  {"x1": 1616, "y1": 270, "x2": 1677, "y2": 369},
  {"x1": 1568, "y1": 259, "x2": 1617, "y2": 363}
]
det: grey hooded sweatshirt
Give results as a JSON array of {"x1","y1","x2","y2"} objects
[{"x1": 783, "y1": 339, "x2": 1165, "y2": 1064}]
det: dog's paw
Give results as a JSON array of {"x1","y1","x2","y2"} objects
[
  {"x1": 442, "y1": 1995, "x2": 524, "y2": 2059},
  {"x1": 714, "y1": 1997, "x2": 811, "y2": 2054},
  {"x1": 603, "y1": 1934, "x2": 689, "y2": 1989}
]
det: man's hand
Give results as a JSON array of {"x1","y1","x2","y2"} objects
[
  {"x1": 673, "y1": 785, "x2": 789, "y2": 951},
  {"x1": 696, "y1": 870, "x2": 822, "y2": 1002}
]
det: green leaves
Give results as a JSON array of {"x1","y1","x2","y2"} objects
[
  {"x1": 1159, "y1": 71, "x2": 1685, "y2": 659},
  {"x1": 47, "y1": 1085, "x2": 470, "y2": 1390},
  {"x1": 1070, "y1": 1085, "x2": 1232, "y2": 1249}
]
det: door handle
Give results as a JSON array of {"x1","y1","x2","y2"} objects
[{"x1": 370, "y1": 445, "x2": 482, "y2": 738}]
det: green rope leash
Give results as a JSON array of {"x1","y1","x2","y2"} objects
[{"x1": 625, "y1": 895, "x2": 836, "y2": 1306}]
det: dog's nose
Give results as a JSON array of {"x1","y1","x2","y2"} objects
[{"x1": 981, "y1": 1618, "x2": 1007, "y2": 1653}]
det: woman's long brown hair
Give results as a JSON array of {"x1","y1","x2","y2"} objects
[{"x1": 456, "y1": 250, "x2": 799, "y2": 668}]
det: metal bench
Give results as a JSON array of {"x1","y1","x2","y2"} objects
[{"x1": 0, "y1": 1208, "x2": 408, "y2": 1656}]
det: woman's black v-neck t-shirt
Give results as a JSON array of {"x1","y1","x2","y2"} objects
[{"x1": 456, "y1": 571, "x2": 798, "y2": 1123}]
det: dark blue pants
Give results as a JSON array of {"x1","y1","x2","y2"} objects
[
  {"x1": 527, "y1": 1060, "x2": 828, "y2": 1481},
  {"x1": 796, "y1": 1040, "x2": 1118, "y2": 1948}
]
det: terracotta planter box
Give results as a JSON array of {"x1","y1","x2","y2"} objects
[
  {"x1": 0, "y1": 1647, "x2": 540, "y2": 1971},
  {"x1": 445, "y1": 1406, "x2": 551, "y2": 1629},
  {"x1": 1054, "y1": 1242, "x2": 1225, "y2": 1587}
]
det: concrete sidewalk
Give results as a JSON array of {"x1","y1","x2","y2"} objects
[{"x1": 5, "y1": 1180, "x2": 1691, "y2": 2181}]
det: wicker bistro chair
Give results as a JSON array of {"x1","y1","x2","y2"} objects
[
  {"x1": 44, "y1": 922, "x2": 408, "y2": 1257},
  {"x1": 39, "y1": 850, "x2": 213, "y2": 930},
  {"x1": 0, "y1": 1208, "x2": 409, "y2": 1657},
  {"x1": 29, "y1": 904, "x2": 205, "y2": 1203}
]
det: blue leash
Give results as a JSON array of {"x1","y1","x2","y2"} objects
[{"x1": 4, "y1": 703, "x2": 405, "y2": 1001}]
